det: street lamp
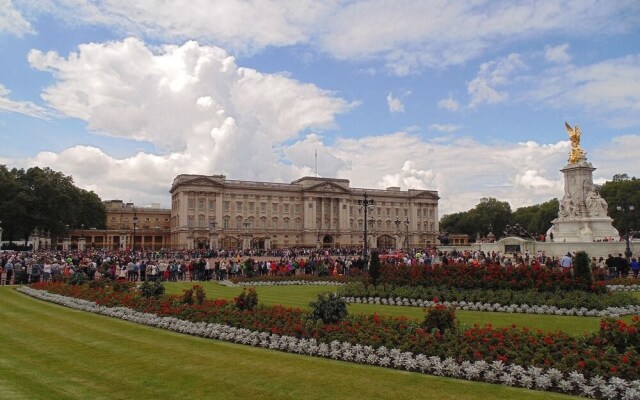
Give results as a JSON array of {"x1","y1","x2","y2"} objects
[
  {"x1": 132, "y1": 207, "x2": 138, "y2": 252},
  {"x1": 404, "y1": 217, "x2": 409, "y2": 249},
  {"x1": 209, "y1": 221, "x2": 217, "y2": 250},
  {"x1": 80, "y1": 223, "x2": 85, "y2": 238},
  {"x1": 616, "y1": 204, "x2": 635, "y2": 260},
  {"x1": 357, "y1": 193, "x2": 375, "y2": 266}
]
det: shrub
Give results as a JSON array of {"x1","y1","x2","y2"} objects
[
  {"x1": 181, "y1": 288, "x2": 194, "y2": 304},
  {"x1": 243, "y1": 259, "x2": 256, "y2": 278},
  {"x1": 369, "y1": 251, "x2": 381, "y2": 285},
  {"x1": 422, "y1": 303, "x2": 457, "y2": 333},
  {"x1": 316, "y1": 263, "x2": 329, "y2": 277},
  {"x1": 139, "y1": 280, "x2": 165, "y2": 299},
  {"x1": 309, "y1": 292, "x2": 348, "y2": 324},
  {"x1": 573, "y1": 250, "x2": 594, "y2": 289},
  {"x1": 111, "y1": 280, "x2": 134, "y2": 293},
  {"x1": 235, "y1": 287, "x2": 258, "y2": 311},
  {"x1": 193, "y1": 285, "x2": 206, "y2": 305},
  {"x1": 88, "y1": 279, "x2": 107, "y2": 290},
  {"x1": 68, "y1": 271, "x2": 88, "y2": 286}
]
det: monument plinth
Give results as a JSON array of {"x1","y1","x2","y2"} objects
[{"x1": 547, "y1": 123, "x2": 619, "y2": 243}]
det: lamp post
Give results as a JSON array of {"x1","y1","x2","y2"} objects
[
  {"x1": 616, "y1": 204, "x2": 635, "y2": 260},
  {"x1": 357, "y1": 193, "x2": 375, "y2": 266},
  {"x1": 209, "y1": 221, "x2": 217, "y2": 250},
  {"x1": 404, "y1": 217, "x2": 409, "y2": 249},
  {"x1": 394, "y1": 217, "x2": 401, "y2": 249},
  {"x1": 0, "y1": 219, "x2": 3, "y2": 248},
  {"x1": 241, "y1": 219, "x2": 251, "y2": 250},
  {"x1": 132, "y1": 207, "x2": 138, "y2": 253}
]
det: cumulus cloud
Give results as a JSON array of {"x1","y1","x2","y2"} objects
[
  {"x1": 386, "y1": 92, "x2": 405, "y2": 113},
  {"x1": 320, "y1": 130, "x2": 579, "y2": 214},
  {"x1": 0, "y1": 0, "x2": 34, "y2": 36},
  {"x1": 468, "y1": 53, "x2": 527, "y2": 108},
  {"x1": 545, "y1": 43, "x2": 572, "y2": 64},
  {"x1": 0, "y1": 83, "x2": 51, "y2": 118},
  {"x1": 20, "y1": 38, "x2": 350, "y2": 205}
]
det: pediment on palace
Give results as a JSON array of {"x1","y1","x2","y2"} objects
[
  {"x1": 171, "y1": 176, "x2": 224, "y2": 192},
  {"x1": 410, "y1": 190, "x2": 440, "y2": 201},
  {"x1": 303, "y1": 181, "x2": 352, "y2": 194}
]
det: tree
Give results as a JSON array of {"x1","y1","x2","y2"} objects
[
  {"x1": 0, "y1": 165, "x2": 106, "y2": 245},
  {"x1": 441, "y1": 198, "x2": 512, "y2": 240},
  {"x1": 598, "y1": 174, "x2": 640, "y2": 234},
  {"x1": 513, "y1": 198, "x2": 559, "y2": 237}
]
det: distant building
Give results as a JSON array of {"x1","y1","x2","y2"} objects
[
  {"x1": 169, "y1": 174, "x2": 439, "y2": 250},
  {"x1": 48, "y1": 200, "x2": 172, "y2": 251}
]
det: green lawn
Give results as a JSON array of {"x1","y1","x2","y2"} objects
[
  {"x1": 0, "y1": 287, "x2": 579, "y2": 400},
  {"x1": 164, "y1": 281, "x2": 637, "y2": 335}
]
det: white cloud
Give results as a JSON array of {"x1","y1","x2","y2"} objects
[
  {"x1": 386, "y1": 92, "x2": 404, "y2": 113},
  {"x1": 468, "y1": 53, "x2": 527, "y2": 108},
  {"x1": 437, "y1": 97, "x2": 460, "y2": 111},
  {"x1": 428, "y1": 124, "x2": 461, "y2": 133},
  {"x1": 22, "y1": 1, "x2": 640, "y2": 73},
  {"x1": 18, "y1": 38, "x2": 350, "y2": 205},
  {"x1": 528, "y1": 54, "x2": 640, "y2": 127},
  {"x1": 321, "y1": 0, "x2": 638, "y2": 74},
  {"x1": 0, "y1": 83, "x2": 51, "y2": 118},
  {"x1": 324, "y1": 131, "x2": 576, "y2": 214},
  {"x1": 545, "y1": 43, "x2": 572, "y2": 64},
  {"x1": 0, "y1": 0, "x2": 34, "y2": 36}
]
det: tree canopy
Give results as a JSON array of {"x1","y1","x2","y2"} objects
[
  {"x1": 0, "y1": 165, "x2": 106, "y2": 244},
  {"x1": 598, "y1": 174, "x2": 640, "y2": 234},
  {"x1": 440, "y1": 173, "x2": 640, "y2": 241}
]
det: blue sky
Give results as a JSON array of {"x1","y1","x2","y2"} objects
[{"x1": 1, "y1": 0, "x2": 639, "y2": 216}]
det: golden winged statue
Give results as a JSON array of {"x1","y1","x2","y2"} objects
[{"x1": 565, "y1": 122, "x2": 586, "y2": 163}]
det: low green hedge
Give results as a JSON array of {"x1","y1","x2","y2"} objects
[{"x1": 339, "y1": 282, "x2": 640, "y2": 310}]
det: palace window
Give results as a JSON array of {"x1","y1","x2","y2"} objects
[
  {"x1": 188, "y1": 198, "x2": 195, "y2": 209},
  {"x1": 208, "y1": 199, "x2": 215, "y2": 210},
  {"x1": 187, "y1": 216, "x2": 194, "y2": 228},
  {"x1": 198, "y1": 198, "x2": 205, "y2": 209},
  {"x1": 224, "y1": 201, "x2": 230, "y2": 211}
]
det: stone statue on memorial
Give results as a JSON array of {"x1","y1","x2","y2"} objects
[
  {"x1": 585, "y1": 187, "x2": 608, "y2": 217},
  {"x1": 565, "y1": 122, "x2": 586, "y2": 163},
  {"x1": 559, "y1": 195, "x2": 578, "y2": 219}
]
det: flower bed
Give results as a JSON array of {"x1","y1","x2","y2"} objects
[
  {"x1": 338, "y1": 283, "x2": 640, "y2": 316},
  {"x1": 380, "y1": 263, "x2": 607, "y2": 293},
  {"x1": 18, "y1": 284, "x2": 640, "y2": 399},
  {"x1": 343, "y1": 296, "x2": 640, "y2": 317}
]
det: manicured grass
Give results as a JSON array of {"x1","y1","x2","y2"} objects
[
  {"x1": 164, "y1": 282, "x2": 637, "y2": 335},
  {"x1": 0, "y1": 287, "x2": 578, "y2": 400}
]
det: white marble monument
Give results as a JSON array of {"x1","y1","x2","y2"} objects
[{"x1": 546, "y1": 123, "x2": 619, "y2": 243}]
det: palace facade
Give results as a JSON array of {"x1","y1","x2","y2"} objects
[{"x1": 170, "y1": 174, "x2": 440, "y2": 250}]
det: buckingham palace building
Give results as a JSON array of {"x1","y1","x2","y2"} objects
[{"x1": 169, "y1": 174, "x2": 439, "y2": 250}]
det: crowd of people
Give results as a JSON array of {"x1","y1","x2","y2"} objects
[{"x1": 0, "y1": 246, "x2": 638, "y2": 286}]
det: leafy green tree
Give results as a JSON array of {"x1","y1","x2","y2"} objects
[
  {"x1": 0, "y1": 165, "x2": 106, "y2": 245},
  {"x1": 440, "y1": 197, "x2": 512, "y2": 240},
  {"x1": 513, "y1": 198, "x2": 559, "y2": 237},
  {"x1": 598, "y1": 174, "x2": 640, "y2": 234}
]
